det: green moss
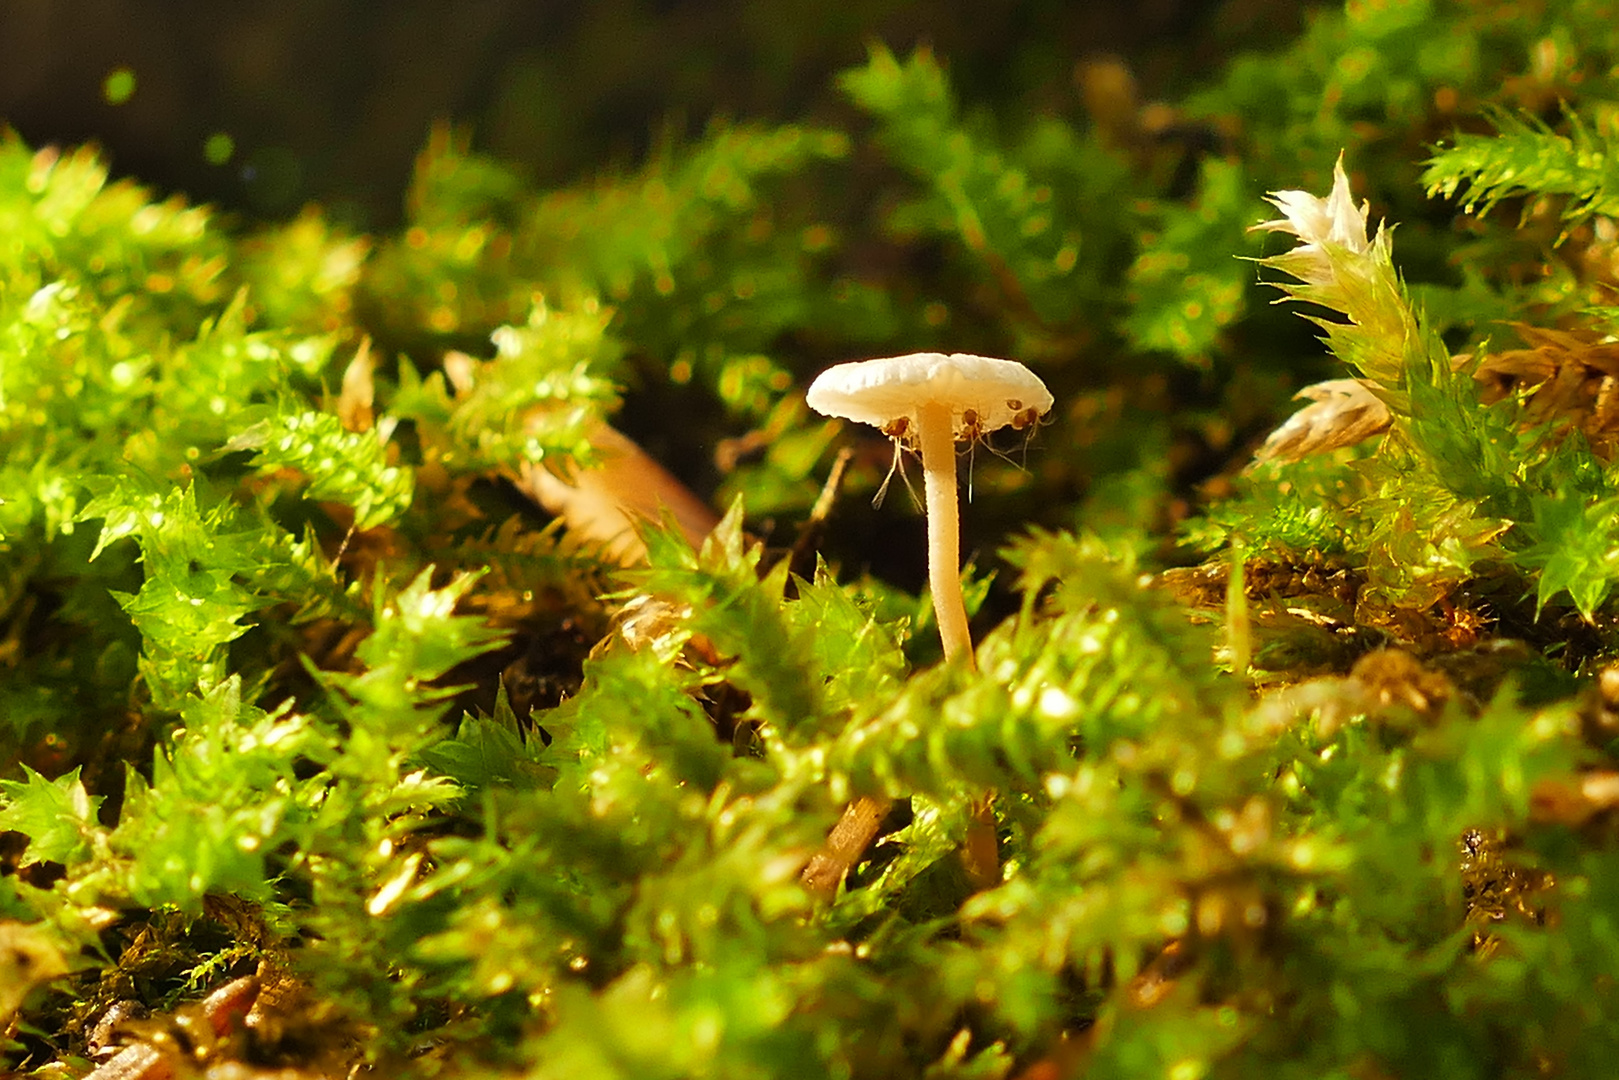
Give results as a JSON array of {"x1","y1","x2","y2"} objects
[{"x1": 7, "y1": 4, "x2": 1619, "y2": 1076}]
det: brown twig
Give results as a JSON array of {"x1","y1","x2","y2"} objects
[
  {"x1": 86, "y1": 976, "x2": 259, "y2": 1080},
  {"x1": 801, "y1": 794, "x2": 894, "y2": 897}
]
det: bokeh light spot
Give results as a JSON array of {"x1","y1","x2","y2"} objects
[
  {"x1": 204, "y1": 133, "x2": 236, "y2": 165},
  {"x1": 103, "y1": 67, "x2": 137, "y2": 105}
]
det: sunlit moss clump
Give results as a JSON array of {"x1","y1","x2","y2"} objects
[{"x1": 7, "y1": 4, "x2": 1619, "y2": 1077}]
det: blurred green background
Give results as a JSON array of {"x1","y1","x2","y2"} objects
[{"x1": 0, "y1": 0, "x2": 1317, "y2": 226}]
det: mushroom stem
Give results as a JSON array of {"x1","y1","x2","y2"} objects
[{"x1": 915, "y1": 400, "x2": 974, "y2": 668}]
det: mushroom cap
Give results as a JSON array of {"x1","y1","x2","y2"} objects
[{"x1": 805, "y1": 353, "x2": 1053, "y2": 439}]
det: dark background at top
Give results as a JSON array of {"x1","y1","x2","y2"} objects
[{"x1": 0, "y1": 0, "x2": 1315, "y2": 227}]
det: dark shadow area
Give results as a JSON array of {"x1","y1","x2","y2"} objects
[{"x1": 0, "y1": 0, "x2": 1317, "y2": 226}]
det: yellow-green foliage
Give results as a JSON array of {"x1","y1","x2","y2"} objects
[{"x1": 8, "y1": 4, "x2": 1619, "y2": 1078}]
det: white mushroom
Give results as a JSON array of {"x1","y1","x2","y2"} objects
[{"x1": 807, "y1": 352, "x2": 1052, "y2": 667}]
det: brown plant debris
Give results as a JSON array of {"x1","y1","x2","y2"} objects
[
  {"x1": 1471, "y1": 322, "x2": 1619, "y2": 456},
  {"x1": 1254, "y1": 323, "x2": 1619, "y2": 465},
  {"x1": 1252, "y1": 378, "x2": 1392, "y2": 465}
]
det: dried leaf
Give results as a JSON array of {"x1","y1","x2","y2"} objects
[
  {"x1": 1470, "y1": 323, "x2": 1619, "y2": 455},
  {"x1": 518, "y1": 421, "x2": 718, "y2": 567},
  {"x1": 1252, "y1": 378, "x2": 1391, "y2": 464},
  {"x1": 335, "y1": 337, "x2": 375, "y2": 432}
]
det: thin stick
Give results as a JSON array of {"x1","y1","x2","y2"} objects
[
  {"x1": 962, "y1": 794, "x2": 1000, "y2": 889},
  {"x1": 801, "y1": 795, "x2": 892, "y2": 898}
]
